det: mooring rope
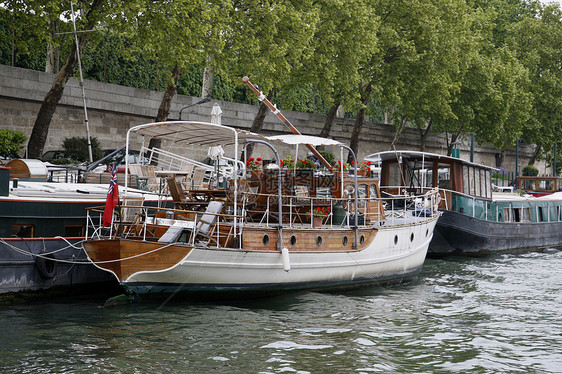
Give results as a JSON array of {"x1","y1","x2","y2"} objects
[{"x1": 0, "y1": 238, "x2": 91, "y2": 264}]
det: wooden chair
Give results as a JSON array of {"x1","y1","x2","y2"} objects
[
  {"x1": 193, "y1": 201, "x2": 224, "y2": 245},
  {"x1": 191, "y1": 168, "x2": 206, "y2": 189},
  {"x1": 166, "y1": 177, "x2": 192, "y2": 210},
  {"x1": 179, "y1": 162, "x2": 195, "y2": 190},
  {"x1": 120, "y1": 196, "x2": 145, "y2": 237}
]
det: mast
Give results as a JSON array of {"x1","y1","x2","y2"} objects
[{"x1": 242, "y1": 76, "x2": 331, "y2": 169}]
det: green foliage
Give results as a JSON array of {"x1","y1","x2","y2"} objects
[
  {"x1": 522, "y1": 165, "x2": 539, "y2": 176},
  {"x1": 50, "y1": 158, "x2": 80, "y2": 165},
  {"x1": 318, "y1": 150, "x2": 335, "y2": 166},
  {"x1": 62, "y1": 137, "x2": 103, "y2": 162},
  {"x1": 0, "y1": 129, "x2": 26, "y2": 158}
]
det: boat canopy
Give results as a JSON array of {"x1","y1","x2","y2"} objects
[
  {"x1": 128, "y1": 121, "x2": 264, "y2": 147},
  {"x1": 365, "y1": 150, "x2": 497, "y2": 172}
]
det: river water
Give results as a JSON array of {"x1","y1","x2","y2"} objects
[{"x1": 1, "y1": 250, "x2": 561, "y2": 373}]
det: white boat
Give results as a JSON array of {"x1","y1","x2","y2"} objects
[{"x1": 83, "y1": 121, "x2": 440, "y2": 300}]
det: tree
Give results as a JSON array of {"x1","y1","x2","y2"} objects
[
  {"x1": 507, "y1": 3, "x2": 562, "y2": 166},
  {"x1": 225, "y1": 0, "x2": 321, "y2": 157},
  {"x1": 26, "y1": 0, "x2": 106, "y2": 159}
]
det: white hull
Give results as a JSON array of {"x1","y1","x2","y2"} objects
[{"x1": 121, "y1": 217, "x2": 437, "y2": 296}]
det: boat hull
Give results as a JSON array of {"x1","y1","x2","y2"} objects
[
  {"x1": 85, "y1": 216, "x2": 438, "y2": 298},
  {"x1": 0, "y1": 237, "x2": 115, "y2": 295},
  {"x1": 430, "y1": 210, "x2": 562, "y2": 256}
]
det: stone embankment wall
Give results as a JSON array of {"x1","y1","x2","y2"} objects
[{"x1": 0, "y1": 64, "x2": 543, "y2": 173}]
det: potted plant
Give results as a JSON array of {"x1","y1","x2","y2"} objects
[
  {"x1": 330, "y1": 160, "x2": 351, "y2": 177},
  {"x1": 246, "y1": 157, "x2": 263, "y2": 178},
  {"x1": 310, "y1": 206, "x2": 330, "y2": 228}
]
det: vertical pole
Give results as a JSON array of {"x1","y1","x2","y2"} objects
[
  {"x1": 515, "y1": 139, "x2": 519, "y2": 178},
  {"x1": 71, "y1": 1, "x2": 93, "y2": 163},
  {"x1": 552, "y1": 143, "x2": 558, "y2": 177},
  {"x1": 554, "y1": 143, "x2": 557, "y2": 176},
  {"x1": 470, "y1": 134, "x2": 474, "y2": 163}
]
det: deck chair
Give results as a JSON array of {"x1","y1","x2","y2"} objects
[
  {"x1": 158, "y1": 225, "x2": 185, "y2": 243},
  {"x1": 167, "y1": 177, "x2": 191, "y2": 209},
  {"x1": 193, "y1": 201, "x2": 224, "y2": 245},
  {"x1": 191, "y1": 168, "x2": 206, "y2": 189},
  {"x1": 179, "y1": 162, "x2": 195, "y2": 190},
  {"x1": 120, "y1": 196, "x2": 145, "y2": 236},
  {"x1": 140, "y1": 165, "x2": 161, "y2": 192}
]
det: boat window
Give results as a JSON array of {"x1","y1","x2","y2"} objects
[
  {"x1": 437, "y1": 164, "x2": 450, "y2": 190},
  {"x1": 522, "y1": 180, "x2": 535, "y2": 190},
  {"x1": 508, "y1": 207, "x2": 531, "y2": 223},
  {"x1": 64, "y1": 225, "x2": 84, "y2": 237},
  {"x1": 293, "y1": 185, "x2": 310, "y2": 204},
  {"x1": 502, "y1": 208, "x2": 511, "y2": 222},
  {"x1": 358, "y1": 184, "x2": 367, "y2": 209},
  {"x1": 539, "y1": 180, "x2": 554, "y2": 191},
  {"x1": 463, "y1": 166, "x2": 469, "y2": 195},
  {"x1": 474, "y1": 168, "x2": 481, "y2": 197},
  {"x1": 12, "y1": 224, "x2": 34, "y2": 238},
  {"x1": 480, "y1": 169, "x2": 487, "y2": 198},
  {"x1": 538, "y1": 207, "x2": 545, "y2": 222},
  {"x1": 468, "y1": 167, "x2": 476, "y2": 195},
  {"x1": 316, "y1": 186, "x2": 332, "y2": 199},
  {"x1": 485, "y1": 170, "x2": 492, "y2": 198},
  {"x1": 369, "y1": 184, "x2": 378, "y2": 200}
]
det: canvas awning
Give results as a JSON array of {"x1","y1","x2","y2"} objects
[{"x1": 128, "y1": 121, "x2": 264, "y2": 147}]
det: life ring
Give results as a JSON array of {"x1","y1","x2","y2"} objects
[{"x1": 35, "y1": 253, "x2": 56, "y2": 279}]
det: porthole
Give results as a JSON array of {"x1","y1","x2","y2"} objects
[
  {"x1": 360, "y1": 235, "x2": 365, "y2": 245},
  {"x1": 410, "y1": 233, "x2": 414, "y2": 242},
  {"x1": 342, "y1": 236, "x2": 348, "y2": 246},
  {"x1": 425, "y1": 229, "x2": 429, "y2": 237},
  {"x1": 394, "y1": 235, "x2": 398, "y2": 245},
  {"x1": 290, "y1": 235, "x2": 297, "y2": 246},
  {"x1": 316, "y1": 236, "x2": 322, "y2": 246},
  {"x1": 262, "y1": 235, "x2": 270, "y2": 246}
]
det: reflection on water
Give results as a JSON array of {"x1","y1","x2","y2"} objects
[{"x1": 1, "y1": 250, "x2": 561, "y2": 373}]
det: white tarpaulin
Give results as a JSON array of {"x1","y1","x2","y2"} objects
[{"x1": 266, "y1": 134, "x2": 342, "y2": 146}]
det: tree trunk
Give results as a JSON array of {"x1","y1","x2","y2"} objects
[
  {"x1": 528, "y1": 144, "x2": 541, "y2": 166},
  {"x1": 148, "y1": 64, "x2": 183, "y2": 161},
  {"x1": 245, "y1": 89, "x2": 274, "y2": 160},
  {"x1": 347, "y1": 107, "x2": 366, "y2": 164},
  {"x1": 45, "y1": 19, "x2": 60, "y2": 74},
  {"x1": 27, "y1": 0, "x2": 104, "y2": 159},
  {"x1": 319, "y1": 99, "x2": 340, "y2": 138},
  {"x1": 347, "y1": 83, "x2": 372, "y2": 164},
  {"x1": 418, "y1": 118, "x2": 433, "y2": 152},
  {"x1": 201, "y1": 65, "x2": 214, "y2": 98},
  {"x1": 389, "y1": 115, "x2": 408, "y2": 151},
  {"x1": 495, "y1": 150, "x2": 505, "y2": 168}
]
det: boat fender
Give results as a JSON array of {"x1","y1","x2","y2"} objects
[
  {"x1": 35, "y1": 253, "x2": 56, "y2": 279},
  {"x1": 281, "y1": 247, "x2": 290, "y2": 272}
]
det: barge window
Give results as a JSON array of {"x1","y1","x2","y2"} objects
[
  {"x1": 463, "y1": 166, "x2": 469, "y2": 195},
  {"x1": 480, "y1": 170, "x2": 487, "y2": 198},
  {"x1": 64, "y1": 225, "x2": 84, "y2": 237},
  {"x1": 485, "y1": 170, "x2": 492, "y2": 198},
  {"x1": 522, "y1": 180, "x2": 535, "y2": 190},
  {"x1": 474, "y1": 168, "x2": 481, "y2": 197},
  {"x1": 539, "y1": 180, "x2": 554, "y2": 191},
  {"x1": 505, "y1": 207, "x2": 531, "y2": 222},
  {"x1": 12, "y1": 224, "x2": 34, "y2": 238},
  {"x1": 437, "y1": 164, "x2": 450, "y2": 190}
]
